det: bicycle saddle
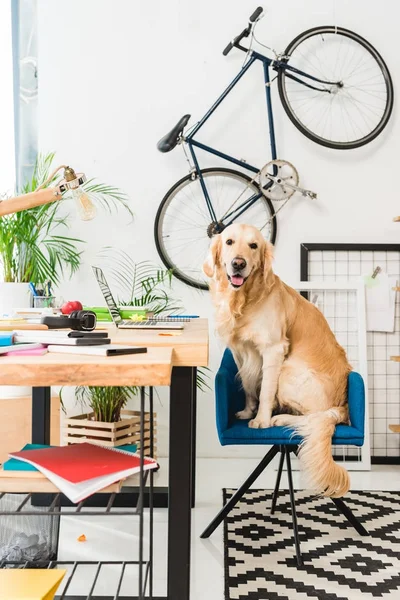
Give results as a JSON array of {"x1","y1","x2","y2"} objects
[{"x1": 157, "y1": 114, "x2": 191, "y2": 152}]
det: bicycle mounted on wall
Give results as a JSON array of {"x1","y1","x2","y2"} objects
[{"x1": 156, "y1": 6, "x2": 393, "y2": 289}]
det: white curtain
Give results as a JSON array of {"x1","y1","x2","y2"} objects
[
  {"x1": 11, "y1": 0, "x2": 38, "y2": 191},
  {"x1": 0, "y1": 2, "x2": 16, "y2": 196}
]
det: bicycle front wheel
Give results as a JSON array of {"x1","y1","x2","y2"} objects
[
  {"x1": 278, "y1": 26, "x2": 394, "y2": 149},
  {"x1": 154, "y1": 168, "x2": 277, "y2": 290}
]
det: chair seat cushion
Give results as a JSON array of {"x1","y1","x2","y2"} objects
[{"x1": 219, "y1": 420, "x2": 364, "y2": 446}]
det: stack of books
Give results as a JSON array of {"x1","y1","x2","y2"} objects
[
  {"x1": 0, "y1": 443, "x2": 157, "y2": 503},
  {"x1": 0, "y1": 331, "x2": 147, "y2": 357},
  {"x1": 12, "y1": 307, "x2": 61, "y2": 324}
]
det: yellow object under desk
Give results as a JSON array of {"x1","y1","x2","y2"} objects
[{"x1": 0, "y1": 568, "x2": 66, "y2": 600}]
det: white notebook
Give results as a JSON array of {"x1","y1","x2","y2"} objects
[
  {"x1": 14, "y1": 332, "x2": 110, "y2": 346},
  {"x1": 47, "y1": 344, "x2": 147, "y2": 356}
]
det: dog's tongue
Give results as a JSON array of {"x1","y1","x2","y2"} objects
[{"x1": 231, "y1": 275, "x2": 244, "y2": 286}]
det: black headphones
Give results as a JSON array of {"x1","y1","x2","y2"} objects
[
  {"x1": 41, "y1": 310, "x2": 97, "y2": 331},
  {"x1": 69, "y1": 310, "x2": 97, "y2": 331}
]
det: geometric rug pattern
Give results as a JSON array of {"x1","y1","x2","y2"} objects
[{"x1": 223, "y1": 489, "x2": 400, "y2": 600}]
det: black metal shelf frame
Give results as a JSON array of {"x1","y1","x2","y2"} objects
[{"x1": 0, "y1": 386, "x2": 156, "y2": 600}]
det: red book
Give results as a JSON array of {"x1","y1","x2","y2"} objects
[{"x1": 10, "y1": 443, "x2": 157, "y2": 503}]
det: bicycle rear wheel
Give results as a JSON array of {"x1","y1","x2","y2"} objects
[
  {"x1": 277, "y1": 26, "x2": 393, "y2": 149},
  {"x1": 154, "y1": 168, "x2": 276, "y2": 290}
]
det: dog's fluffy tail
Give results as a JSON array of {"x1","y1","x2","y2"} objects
[{"x1": 295, "y1": 409, "x2": 350, "y2": 498}]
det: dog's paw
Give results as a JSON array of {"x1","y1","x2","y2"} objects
[
  {"x1": 270, "y1": 415, "x2": 287, "y2": 427},
  {"x1": 249, "y1": 417, "x2": 271, "y2": 429},
  {"x1": 236, "y1": 409, "x2": 255, "y2": 420}
]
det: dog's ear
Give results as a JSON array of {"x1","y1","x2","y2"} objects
[
  {"x1": 203, "y1": 235, "x2": 222, "y2": 278},
  {"x1": 262, "y1": 240, "x2": 274, "y2": 281}
]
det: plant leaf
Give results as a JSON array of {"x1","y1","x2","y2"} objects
[{"x1": 1, "y1": 152, "x2": 132, "y2": 283}]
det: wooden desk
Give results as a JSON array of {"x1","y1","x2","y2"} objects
[
  {"x1": 0, "y1": 347, "x2": 173, "y2": 387},
  {"x1": 0, "y1": 318, "x2": 209, "y2": 600},
  {"x1": 109, "y1": 317, "x2": 209, "y2": 366}
]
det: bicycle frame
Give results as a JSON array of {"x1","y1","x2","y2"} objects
[{"x1": 184, "y1": 50, "x2": 331, "y2": 227}]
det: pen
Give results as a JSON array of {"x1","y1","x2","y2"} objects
[{"x1": 29, "y1": 282, "x2": 38, "y2": 297}]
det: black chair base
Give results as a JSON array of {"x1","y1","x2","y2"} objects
[{"x1": 200, "y1": 444, "x2": 368, "y2": 567}]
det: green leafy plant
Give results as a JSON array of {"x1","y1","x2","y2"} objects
[
  {"x1": 74, "y1": 386, "x2": 138, "y2": 422},
  {"x1": 196, "y1": 367, "x2": 211, "y2": 392},
  {"x1": 0, "y1": 152, "x2": 132, "y2": 283},
  {"x1": 99, "y1": 249, "x2": 183, "y2": 314}
]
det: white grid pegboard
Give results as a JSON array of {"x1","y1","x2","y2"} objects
[{"x1": 301, "y1": 244, "x2": 400, "y2": 462}]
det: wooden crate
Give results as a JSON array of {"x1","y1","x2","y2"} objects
[{"x1": 64, "y1": 409, "x2": 157, "y2": 458}]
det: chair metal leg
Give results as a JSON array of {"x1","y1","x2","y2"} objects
[
  {"x1": 200, "y1": 445, "x2": 280, "y2": 539},
  {"x1": 271, "y1": 448, "x2": 285, "y2": 515},
  {"x1": 331, "y1": 497, "x2": 368, "y2": 536},
  {"x1": 285, "y1": 447, "x2": 303, "y2": 567}
]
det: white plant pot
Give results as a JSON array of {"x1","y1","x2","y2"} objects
[
  {"x1": 0, "y1": 282, "x2": 32, "y2": 399},
  {"x1": 0, "y1": 282, "x2": 31, "y2": 316}
]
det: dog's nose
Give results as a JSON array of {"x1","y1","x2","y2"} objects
[{"x1": 231, "y1": 257, "x2": 247, "y2": 271}]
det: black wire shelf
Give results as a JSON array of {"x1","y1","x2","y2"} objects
[
  {"x1": 0, "y1": 559, "x2": 153, "y2": 600},
  {"x1": 0, "y1": 387, "x2": 156, "y2": 599},
  {"x1": 0, "y1": 471, "x2": 150, "y2": 516}
]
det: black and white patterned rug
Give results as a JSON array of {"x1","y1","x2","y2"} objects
[{"x1": 223, "y1": 489, "x2": 400, "y2": 600}]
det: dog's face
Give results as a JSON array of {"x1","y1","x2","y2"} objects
[{"x1": 203, "y1": 223, "x2": 273, "y2": 290}]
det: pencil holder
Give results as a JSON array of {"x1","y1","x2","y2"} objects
[{"x1": 32, "y1": 296, "x2": 56, "y2": 309}]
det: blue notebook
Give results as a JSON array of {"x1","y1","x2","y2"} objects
[
  {"x1": 0, "y1": 332, "x2": 14, "y2": 347},
  {"x1": 3, "y1": 443, "x2": 138, "y2": 472}
]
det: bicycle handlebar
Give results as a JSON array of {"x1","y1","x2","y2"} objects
[
  {"x1": 223, "y1": 7, "x2": 264, "y2": 56},
  {"x1": 249, "y1": 6, "x2": 263, "y2": 22}
]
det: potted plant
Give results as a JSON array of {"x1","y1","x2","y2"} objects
[
  {"x1": 63, "y1": 258, "x2": 209, "y2": 454},
  {"x1": 0, "y1": 152, "x2": 131, "y2": 398},
  {"x1": 0, "y1": 152, "x2": 132, "y2": 315},
  {"x1": 62, "y1": 386, "x2": 156, "y2": 453}
]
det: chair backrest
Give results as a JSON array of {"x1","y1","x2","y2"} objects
[
  {"x1": 347, "y1": 371, "x2": 365, "y2": 434},
  {"x1": 216, "y1": 349, "x2": 365, "y2": 434}
]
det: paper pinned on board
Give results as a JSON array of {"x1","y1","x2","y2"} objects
[{"x1": 363, "y1": 271, "x2": 397, "y2": 332}]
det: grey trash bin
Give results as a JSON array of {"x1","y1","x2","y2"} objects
[{"x1": 0, "y1": 494, "x2": 60, "y2": 568}]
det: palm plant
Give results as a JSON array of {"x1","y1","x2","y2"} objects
[
  {"x1": 99, "y1": 249, "x2": 183, "y2": 314},
  {"x1": 0, "y1": 152, "x2": 132, "y2": 284},
  {"x1": 74, "y1": 386, "x2": 138, "y2": 422}
]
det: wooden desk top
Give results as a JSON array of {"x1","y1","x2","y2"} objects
[
  {"x1": 0, "y1": 347, "x2": 173, "y2": 387},
  {"x1": 109, "y1": 318, "x2": 209, "y2": 367}
]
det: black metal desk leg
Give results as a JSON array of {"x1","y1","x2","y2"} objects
[
  {"x1": 168, "y1": 367, "x2": 194, "y2": 600},
  {"x1": 191, "y1": 367, "x2": 197, "y2": 508},
  {"x1": 32, "y1": 387, "x2": 51, "y2": 444}
]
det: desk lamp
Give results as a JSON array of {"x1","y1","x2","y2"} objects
[{"x1": 0, "y1": 164, "x2": 96, "y2": 220}]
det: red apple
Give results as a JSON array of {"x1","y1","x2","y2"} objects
[{"x1": 61, "y1": 300, "x2": 83, "y2": 315}]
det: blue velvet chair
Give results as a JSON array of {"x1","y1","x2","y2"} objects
[{"x1": 201, "y1": 349, "x2": 368, "y2": 566}]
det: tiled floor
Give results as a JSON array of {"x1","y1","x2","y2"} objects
[{"x1": 58, "y1": 458, "x2": 400, "y2": 598}]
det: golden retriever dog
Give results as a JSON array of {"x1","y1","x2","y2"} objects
[{"x1": 203, "y1": 223, "x2": 352, "y2": 497}]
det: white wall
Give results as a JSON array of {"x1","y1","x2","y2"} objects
[{"x1": 37, "y1": 0, "x2": 399, "y2": 458}]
